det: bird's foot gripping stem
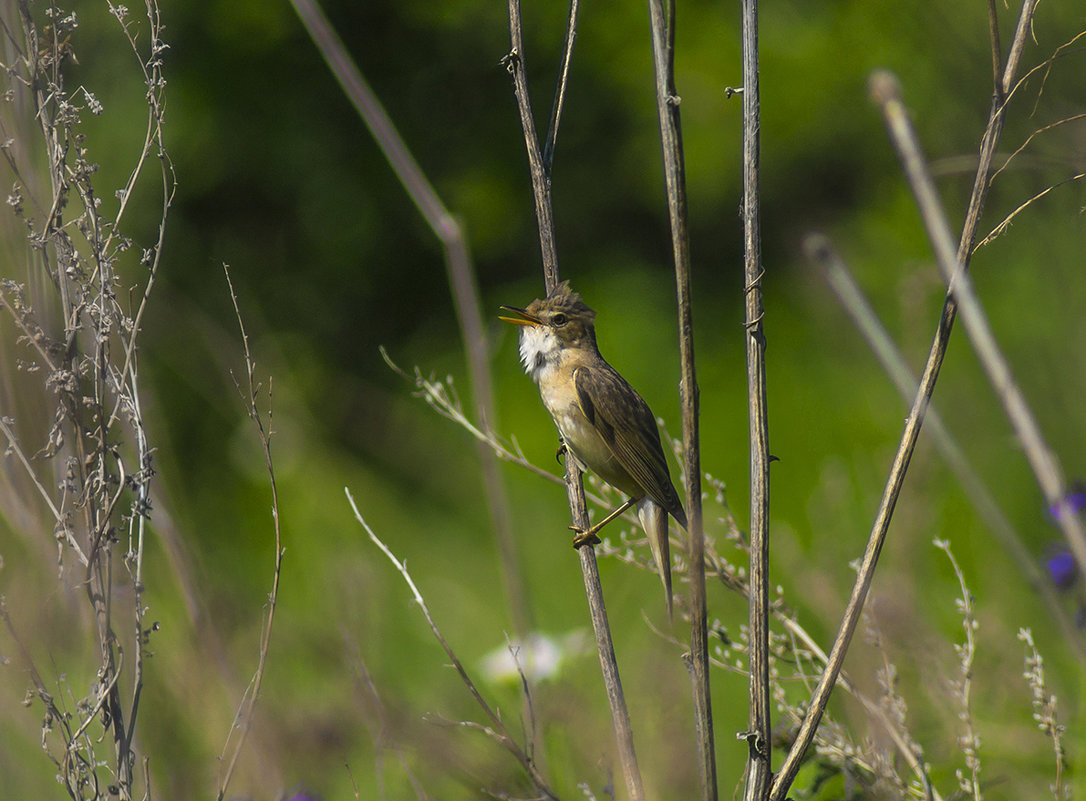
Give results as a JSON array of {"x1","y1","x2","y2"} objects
[
  {"x1": 569, "y1": 497, "x2": 637, "y2": 549},
  {"x1": 570, "y1": 526, "x2": 602, "y2": 549}
]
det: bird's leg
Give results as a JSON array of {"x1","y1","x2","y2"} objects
[
  {"x1": 570, "y1": 497, "x2": 637, "y2": 548},
  {"x1": 555, "y1": 438, "x2": 567, "y2": 464}
]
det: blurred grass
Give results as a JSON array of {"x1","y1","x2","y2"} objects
[{"x1": 2, "y1": 0, "x2": 1085, "y2": 798}]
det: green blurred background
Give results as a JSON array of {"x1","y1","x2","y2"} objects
[{"x1": 1, "y1": 0, "x2": 1084, "y2": 798}]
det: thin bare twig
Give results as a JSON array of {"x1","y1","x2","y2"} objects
[
  {"x1": 381, "y1": 348, "x2": 642, "y2": 520},
  {"x1": 345, "y1": 489, "x2": 559, "y2": 801},
  {"x1": 381, "y1": 349, "x2": 560, "y2": 481},
  {"x1": 288, "y1": 0, "x2": 532, "y2": 638},
  {"x1": 542, "y1": 0, "x2": 580, "y2": 174},
  {"x1": 988, "y1": 113, "x2": 1086, "y2": 183},
  {"x1": 216, "y1": 266, "x2": 285, "y2": 801},
  {"x1": 644, "y1": 1, "x2": 715, "y2": 798}
]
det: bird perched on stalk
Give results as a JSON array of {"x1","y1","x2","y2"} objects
[{"x1": 500, "y1": 281, "x2": 686, "y2": 616}]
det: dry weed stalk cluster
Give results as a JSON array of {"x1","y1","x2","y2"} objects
[{"x1": 0, "y1": 2, "x2": 170, "y2": 799}]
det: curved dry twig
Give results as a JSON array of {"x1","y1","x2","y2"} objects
[
  {"x1": 988, "y1": 113, "x2": 1086, "y2": 183},
  {"x1": 216, "y1": 266, "x2": 285, "y2": 801},
  {"x1": 974, "y1": 171, "x2": 1086, "y2": 250},
  {"x1": 346, "y1": 489, "x2": 559, "y2": 801}
]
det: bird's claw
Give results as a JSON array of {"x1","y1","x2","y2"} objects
[
  {"x1": 569, "y1": 525, "x2": 601, "y2": 549},
  {"x1": 555, "y1": 439, "x2": 567, "y2": 464}
]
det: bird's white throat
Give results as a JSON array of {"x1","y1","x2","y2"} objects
[{"x1": 518, "y1": 325, "x2": 561, "y2": 384}]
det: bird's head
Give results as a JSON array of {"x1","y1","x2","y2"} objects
[
  {"x1": 500, "y1": 281, "x2": 598, "y2": 379},
  {"x1": 500, "y1": 281, "x2": 596, "y2": 345}
]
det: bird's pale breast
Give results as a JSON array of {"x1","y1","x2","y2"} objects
[{"x1": 541, "y1": 384, "x2": 643, "y2": 500}]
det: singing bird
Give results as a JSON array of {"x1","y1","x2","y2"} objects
[{"x1": 500, "y1": 281, "x2": 687, "y2": 615}]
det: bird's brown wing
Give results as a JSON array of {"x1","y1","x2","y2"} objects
[{"x1": 573, "y1": 364, "x2": 687, "y2": 528}]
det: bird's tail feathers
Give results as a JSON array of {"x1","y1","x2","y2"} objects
[{"x1": 637, "y1": 498, "x2": 673, "y2": 620}]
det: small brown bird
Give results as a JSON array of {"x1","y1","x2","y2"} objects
[{"x1": 500, "y1": 281, "x2": 686, "y2": 615}]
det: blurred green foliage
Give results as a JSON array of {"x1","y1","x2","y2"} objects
[{"x1": 1, "y1": 0, "x2": 1085, "y2": 799}]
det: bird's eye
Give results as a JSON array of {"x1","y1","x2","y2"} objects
[{"x1": 551, "y1": 313, "x2": 568, "y2": 326}]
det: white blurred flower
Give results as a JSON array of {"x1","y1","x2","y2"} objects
[{"x1": 480, "y1": 630, "x2": 590, "y2": 683}]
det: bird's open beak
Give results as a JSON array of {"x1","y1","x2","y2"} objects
[{"x1": 498, "y1": 305, "x2": 542, "y2": 326}]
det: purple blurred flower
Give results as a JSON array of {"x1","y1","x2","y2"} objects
[
  {"x1": 1046, "y1": 549, "x2": 1078, "y2": 589},
  {"x1": 1046, "y1": 487, "x2": 1086, "y2": 522}
]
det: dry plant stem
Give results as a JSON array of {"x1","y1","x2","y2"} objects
[
  {"x1": 737, "y1": 0, "x2": 772, "y2": 798},
  {"x1": 288, "y1": 0, "x2": 532, "y2": 638},
  {"x1": 116, "y1": 9, "x2": 172, "y2": 774},
  {"x1": 345, "y1": 490, "x2": 559, "y2": 801},
  {"x1": 505, "y1": 1, "x2": 645, "y2": 798},
  {"x1": 772, "y1": 5, "x2": 1041, "y2": 795},
  {"x1": 808, "y1": 236, "x2": 1086, "y2": 661},
  {"x1": 872, "y1": 72, "x2": 1086, "y2": 587},
  {"x1": 565, "y1": 464, "x2": 645, "y2": 801},
  {"x1": 216, "y1": 267, "x2": 285, "y2": 801},
  {"x1": 645, "y1": 1, "x2": 716, "y2": 798},
  {"x1": 575, "y1": 508, "x2": 645, "y2": 801},
  {"x1": 984, "y1": 0, "x2": 1003, "y2": 88}
]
